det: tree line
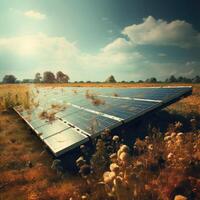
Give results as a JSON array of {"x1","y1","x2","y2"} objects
[
  {"x1": 1, "y1": 73, "x2": 200, "y2": 84},
  {"x1": 1, "y1": 71, "x2": 70, "y2": 84}
]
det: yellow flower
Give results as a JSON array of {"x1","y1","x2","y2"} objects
[{"x1": 110, "y1": 163, "x2": 120, "y2": 173}]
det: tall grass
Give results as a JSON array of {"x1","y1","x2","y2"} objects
[
  {"x1": 0, "y1": 84, "x2": 33, "y2": 111},
  {"x1": 76, "y1": 122, "x2": 200, "y2": 200}
]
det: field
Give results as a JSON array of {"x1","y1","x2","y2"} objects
[{"x1": 0, "y1": 83, "x2": 200, "y2": 200}]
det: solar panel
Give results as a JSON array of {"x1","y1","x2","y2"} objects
[{"x1": 14, "y1": 86, "x2": 192, "y2": 157}]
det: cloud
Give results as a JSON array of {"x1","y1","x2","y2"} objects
[
  {"x1": 24, "y1": 10, "x2": 46, "y2": 20},
  {"x1": 122, "y1": 16, "x2": 200, "y2": 48},
  {"x1": 0, "y1": 16, "x2": 199, "y2": 81},
  {"x1": 0, "y1": 33, "x2": 77, "y2": 55},
  {"x1": 102, "y1": 38, "x2": 133, "y2": 53}
]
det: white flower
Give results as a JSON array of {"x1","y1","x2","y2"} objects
[
  {"x1": 177, "y1": 132, "x2": 184, "y2": 137},
  {"x1": 103, "y1": 171, "x2": 116, "y2": 184},
  {"x1": 76, "y1": 156, "x2": 86, "y2": 167},
  {"x1": 112, "y1": 135, "x2": 120, "y2": 142}
]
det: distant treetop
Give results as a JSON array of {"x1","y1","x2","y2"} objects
[
  {"x1": 2, "y1": 75, "x2": 17, "y2": 83},
  {"x1": 105, "y1": 75, "x2": 117, "y2": 83}
]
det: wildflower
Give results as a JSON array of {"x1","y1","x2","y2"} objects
[
  {"x1": 110, "y1": 153, "x2": 117, "y2": 162},
  {"x1": 76, "y1": 156, "x2": 86, "y2": 168},
  {"x1": 167, "y1": 153, "x2": 173, "y2": 160},
  {"x1": 148, "y1": 144, "x2": 153, "y2": 151},
  {"x1": 177, "y1": 132, "x2": 184, "y2": 137},
  {"x1": 81, "y1": 195, "x2": 88, "y2": 200},
  {"x1": 113, "y1": 176, "x2": 123, "y2": 186},
  {"x1": 145, "y1": 136, "x2": 149, "y2": 140},
  {"x1": 174, "y1": 195, "x2": 188, "y2": 200},
  {"x1": 110, "y1": 163, "x2": 120, "y2": 173},
  {"x1": 112, "y1": 135, "x2": 119, "y2": 142},
  {"x1": 103, "y1": 171, "x2": 116, "y2": 184},
  {"x1": 165, "y1": 132, "x2": 170, "y2": 136},
  {"x1": 80, "y1": 145, "x2": 85, "y2": 150},
  {"x1": 117, "y1": 145, "x2": 129, "y2": 158},
  {"x1": 164, "y1": 136, "x2": 171, "y2": 141},
  {"x1": 119, "y1": 152, "x2": 129, "y2": 162},
  {"x1": 171, "y1": 132, "x2": 176, "y2": 137},
  {"x1": 174, "y1": 121, "x2": 183, "y2": 130}
]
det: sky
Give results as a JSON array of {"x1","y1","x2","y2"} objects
[{"x1": 0, "y1": 0, "x2": 199, "y2": 82}]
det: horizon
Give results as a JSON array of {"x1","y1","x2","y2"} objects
[{"x1": 0, "y1": 0, "x2": 200, "y2": 81}]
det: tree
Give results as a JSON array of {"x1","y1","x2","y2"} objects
[
  {"x1": 177, "y1": 76, "x2": 184, "y2": 83},
  {"x1": 145, "y1": 78, "x2": 150, "y2": 83},
  {"x1": 167, "y1": 75, "x2": 177, "y2": 83},
  {"x1": 43, "y1": 71, "x2": 56, "y2": 83},
  {"x1": 56, "y1": 71, "x2": 69, "y2": 83},
  {"x1": 138, "y1": 80, "x2": 144, "y2": 83},
  {"x1": 34, "y1": 73, "x2": 42, "y2": 83},
  {"x1": 2, "y1": 75, "x2": 17, "y2": 83},
  {"x1": 192, "y1": 75, "x2": 200, "y2": 83},
  {"x1": 149, "y1": 77, "x2": 157, "y2": 83},
  {"x1": 105, "y1": 75, "x2": 116, "y2": 83}
]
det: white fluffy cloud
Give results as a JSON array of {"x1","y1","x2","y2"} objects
[
  {"x1": 24, "y1": 10, "x2": 46, "y2": 20},
  {"x1": 122, "y1": 16, "x2": 200, "y2": 48},
  {"x1": 0, "y1": 33, "x2": 78, "y2": 57},
  {"x1": 102, "y1": 38, "x2": 133, "y2": 53}
]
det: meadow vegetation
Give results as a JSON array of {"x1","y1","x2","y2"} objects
[{"x1": 0, "y1": 83, "x2": 199, "y2": 200}]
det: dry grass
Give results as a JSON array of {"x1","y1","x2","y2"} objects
[
  {"x1": 85, "y1": 90, "x2": 106, "y2": 106},
  {"x1": 77, "y1": 126, "x2": 200, "y2": 200},
  {"x1": 0, "y1": 111, "x2": 81, "y2": 200},
  {"x1": 168, "y1": 85, "x2": 200, "y2": 114},
  {"x1": 0, "y1": 83, "x2": 199, "y2": 200},
  {"x1": 33, "y1": 82, "x2": 196, "y2": 88},
  {"x1": 39, "y1": 103, "x2": 67, "y2": 122},
  {"x1": 0, "y1": 84, "x2": 34, "y2": 111},
  {"x1": 39, "y1": 110, "x2": 56, "y2": 122}
]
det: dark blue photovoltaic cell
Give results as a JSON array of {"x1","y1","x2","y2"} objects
[
  {"x1": 91, "y1": 87, "x2": 191, "y2": 101},
  {"x1": 71, "y1": 97, "x2": 159, "y2": 120},
  {"x1": 55, "y1": 105, "x2": 81, "y2": 118},
  {"x1": 61, "y1": 110, "x2": 120, "y2": 137}
]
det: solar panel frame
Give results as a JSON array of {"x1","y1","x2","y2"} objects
[{"x1": 14, "y1": 86, "x2": 192, "y2": 157}]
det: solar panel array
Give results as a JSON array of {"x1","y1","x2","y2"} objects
[{"x1": 14, "y1": 86, "x2": 192, "y2": 156}]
